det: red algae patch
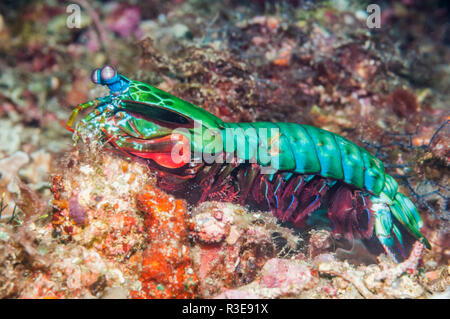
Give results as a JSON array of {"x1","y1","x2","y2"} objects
[{"x1": 130, "y1": 185, "x2": 198, "y2": 298}]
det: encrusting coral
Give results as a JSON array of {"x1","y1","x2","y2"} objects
[{"x1": 130, "y1": 185, "x2": 198, "y2": 298}]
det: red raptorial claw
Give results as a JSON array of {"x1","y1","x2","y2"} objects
[{"x1": 128, "y1": 133, "x2": 191, "y2": 169}]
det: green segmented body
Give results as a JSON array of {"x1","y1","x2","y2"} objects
[
  {"x1": 69, "y1": 71, "x2": 431, "y2": 262},
  {"x1": 126, "y1": 80, "x2": 389, "y2": 197},
  {"x1": 223, "y1": 122, "x2": 385, "y2": 194}
]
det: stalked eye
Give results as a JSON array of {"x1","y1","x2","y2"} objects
[
  {"x1": 101, "y1": 65, "x2": 117, "y2": 81},
  {"x1": 91, "y1": 68, "x2": 101, "y2": 84}
]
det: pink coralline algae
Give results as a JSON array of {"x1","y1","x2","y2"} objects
[
  {"x1": 192, "y1": 210, "x2": 228, "y2": 244},
  {"x1": 260, "y1": 258, "x2": 317, "y2": 289},
  {"x1": 106, "y1": 6, "x2": 141, "y2": 38},
  {"x1": 68, "y1": 196, "x2": 87, "y2": 226},
  {"x1": 215, "y1": 258, "x2": 318, "y2": 299}
]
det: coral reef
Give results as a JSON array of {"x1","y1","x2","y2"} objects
[
  {"x1": 0, "y1": 144, "x2": 449, "y2": 298},
  {"x1": 13, "y1": 145, "x2": 153, "y2": 298}
]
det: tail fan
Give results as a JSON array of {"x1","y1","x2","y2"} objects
[{"x1": 372, "y1": 191, "x2": 430, "y2": 261}]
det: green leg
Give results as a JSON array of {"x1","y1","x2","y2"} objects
[{"x1": 66, "y1": 98, "x2": 103, "y2": 132}]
